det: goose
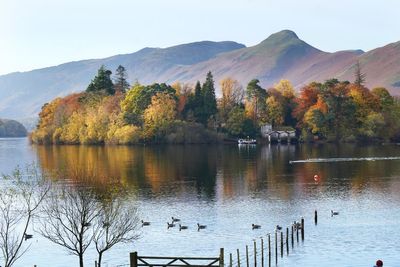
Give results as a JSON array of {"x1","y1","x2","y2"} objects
[
  {"x1": 276, "y1": 225, "x2": 282, "y2": 231},
  {"x1": 167, "y1": 222, "x2": 175, "y2": 228},
  {"x1": 141, "y1": 220, "x2": 150, "y2": 226},
  {"x1": 172, "y1": 217, "x2": 180, "y2": 222},
  {"x1": 24, "y1": 233, "x2": 33, "y2": 240},
  {"x1": 179, "y1": 224, "x2": 188, "y2": 231},
  {"x1": 252, "y1": 224, "x2": 261, "y2": 229},
  {"x1": 331, "y1": 210, "x2": 339, "y2": 216},
  {"x1": 197, "y1": 223, "x2": 206, "y2": 230}
]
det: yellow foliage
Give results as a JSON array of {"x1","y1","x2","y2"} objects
[{"x1": 274, "y1": 79, "x2": 295, "y2": 99}]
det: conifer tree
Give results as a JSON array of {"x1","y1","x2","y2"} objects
[
  {"x1": 354, "y1": 61, "x2": 366, "y2": 86},
  {"x1": 201, "y1": 71, "x2": 217, "y2": 125},
  {"x1": 86, "y1": 65, "x2": 115, "y2": 95},
  {"x1": 114, "y1": 65, "x2": 130, "y2": 93}
]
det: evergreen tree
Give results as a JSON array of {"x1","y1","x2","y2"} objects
[
  {"x1": 114, "y1": 65, "x2": 130, "y2": 93},
  {"x1": 201, "y1": 72, "x2": 217, "y2": 125},
  {"x1": 354, "y1": 61, "x2": 366, "y2": 86},
  {"x1": 86, "y1": 65, "x2": 115, "y2": 95}
]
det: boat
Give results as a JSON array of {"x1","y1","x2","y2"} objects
[{"x1": 238, "y1": 138, "x2": 257, "y2": 144}]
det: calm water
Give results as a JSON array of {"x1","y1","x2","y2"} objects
[{"x1": 1, "y1": 138, "x2": 400, "y2": 267}]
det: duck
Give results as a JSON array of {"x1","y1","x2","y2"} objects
[
  {"x1": 172, "y1": 217, "x2": 181, "y2": 222},
  {"x1": 197, "y1": 223, "x2": 206, "y2": 230},
  {"x1": 167, "y1": 222, "x2": 175, "y2": 228},
  {"x1": 252, "y1": 224, "x2": 261, "y2": 229},
  {"x1": 141, "y1": 220, "x2": 150, "y2": 226},
  {"x1": 331, "y1": 210, "x2": 339, "y2": 216},
  {"x1": 24, "y1": 233, "x2": 33, "y2": 240},
  {"x1": 179, "y1": 224, "x2": 188, "y2": 231},
  {"x1": 276, "y1": 225, "x2": 282, "y2": 231}
]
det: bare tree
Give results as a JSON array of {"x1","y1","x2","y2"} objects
[
  {"x1": 93, "y1": 197, "x2": 140, "y2": 267},
  {"x1": 0, "y1": 166, "x2": 50, "y2": 267},
  {"x1": 39, "y1": 186, "x2": 100, "y2": 267}
]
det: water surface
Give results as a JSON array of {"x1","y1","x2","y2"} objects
[{"x1": 1, "y1": 138, "x2": 399, "y2": 267}]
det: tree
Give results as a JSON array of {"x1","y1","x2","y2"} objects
[
  {"x1": 225, "y1": 106, "x2": 256, "y2": 137},
  {"x1": 266, "y1": 95, "x2": 284, "y2": 126},
  {"x1": 0, "y1": 166, "x2": 49, "y2": 267},
  {"x1": 200, "y1": 72, "x2": 218, "y2": 126},
  {"x1": 121, "y1": 83, "x2": 176, "y2": 126},
  {"x1": 114, "y1": 65, "x2": 130, "y2": 93},
  {"x1": 86, "y1": 65, "x2": 115, "y2": 95},
  {"x1": 219, "y1": 78, "x2": 244, "y2": 123},
  {"x1": 245, "y1": 79, "x2": 267, "y2": 124},
  {"x1": 354, "y1": 61, "x2": 366, "y2": 86},
  {"x1": 144, "y1": 92, "x2": 177, "y2": 139},
  {"x1": 93, "y1": 197, "x2": 140, "y2": 267},
  {"x1": 39, "y1": 186, "x2": 100, "y2": 267}
]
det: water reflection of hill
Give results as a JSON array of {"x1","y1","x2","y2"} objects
[{"x1": 35, "y1": 144, "x2": 400, "y2": 201}]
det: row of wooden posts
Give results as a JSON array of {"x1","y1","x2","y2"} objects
[
  {"x1": 129, "y1": 211, "x2": 318, "y2": 267},
  {"x1": 227, "y1": 217, "x2": 305, "y2": 267}
]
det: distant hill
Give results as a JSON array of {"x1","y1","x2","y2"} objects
[
  {"x1": 1, "y1": 30, "x2": 400, "y2": 119},
  {"x1": 0, "y1": 119, "x2": 28, "y2": 137}
]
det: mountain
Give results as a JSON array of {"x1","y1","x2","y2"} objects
[
  {"x1": 1, "y1": 30, "x2": 400, "y2": 119},
  {"x1": 0, "y1": 119, "x2": 28, "y2": 137},
  {"x1": 0, "y1": 41, "x2": 245, "y2": 119}
]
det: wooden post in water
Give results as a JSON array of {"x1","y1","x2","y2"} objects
[
  {"x1": 237, "y1": 249, "x2": 241, "y2": 267},
  {"x1": 286, "y1": 227, "x2": 289, "y2": 255},
  {"x1": 220, "y1": 248, "x2": 225, "y2": 267},
  {"x1": 254, "y1": 240, "x2": 257, "y2": 267},
  {"x1": 261, "y1": 238, "x2": 264, "y2": 267},
  {"x1": 246, "y1": 245, "x2": 249, "y2": 267},
  {"x1": 280, "y1": 232, "x2": 283, "y2": 258},
  {"x1": 130, "y1": 252, "x2": 137, "y2": 267},
  {"x1": 230, "y1": 253, "x2": 233, "y2": 267},
  {"x1": 95, "y1": 261, "x2": 98, "y2": 267},
  {"x1": 314, "y1": 210, "x2": 318, "y2": 225},
  {"x1": 268, "y1": 234, "x2": 271, "y2": 267},
  {"x1": 296, "y1": 223, "x2": 299, "y2": 243},
  {"x1": 301, "y1": 218, "x2": 305, "y2": 241},
  {"x1": 275, "y1": 232, "x2": 278, "y2": 265},
  {"x1": 291, "y1": 225, "x2": 294, "y2": 248}
]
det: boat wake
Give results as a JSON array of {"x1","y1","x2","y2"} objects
[{"x1": 289, "y1": 157, "x2": 400, "y2": 164}]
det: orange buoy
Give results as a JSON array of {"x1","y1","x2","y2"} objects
[{"x1": 313, "y1": 174, "x2": 320, "y2": 181}]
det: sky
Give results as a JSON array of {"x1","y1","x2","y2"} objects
[{"x1": 0, "y1": 0, "x2": 399, "y2": 75}]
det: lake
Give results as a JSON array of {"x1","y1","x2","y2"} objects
[{"x1": 1, "y1": 138, "x2": 400, "y2": 267}]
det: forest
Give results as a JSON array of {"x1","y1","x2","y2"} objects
[{"x1": 30, "y1": 64, "x2": 400, "y2": 145}]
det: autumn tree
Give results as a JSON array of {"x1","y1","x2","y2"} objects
[
  {"x1": 113, "y1": 65, "x2": 130, "y2": 93},
  {"x1": 274, "y1": 79, "x2": 297, "y2": 126},
  {"x1": 144, "y1": 92, "x2": 177, "y2": 140},
  {"x1": 121, "y1": 83, "x2": 176, "y2": 125},
  {"x1": 218, "y1": 78, "x2": 244, "y2": 123},
  {"x1": 86, "y1": 65, "x2": 115, "y2": 95}
]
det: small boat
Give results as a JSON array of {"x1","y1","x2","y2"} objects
[
  {"x1": 238, "y1": 138, "x2": 257, "y2": 145},
  {"x1": 252, "y1": 224, "x2": 261, "y2": 229}
]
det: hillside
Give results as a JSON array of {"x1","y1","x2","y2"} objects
[
  {"x1": 1, "y1": 30, "x2": 400, "y2": 119},
  {"x1": 0, "y1": 119, "x2": 28, "y2": 137}
]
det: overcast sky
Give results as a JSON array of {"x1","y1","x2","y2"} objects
[{"x1": 0, "y1": 0, "x2": 399, "y2": 75}]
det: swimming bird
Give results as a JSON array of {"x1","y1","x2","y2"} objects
[
  {"x1": 276, "y1": 225, "x2": 282, "y2": 231},
  {"x1": 197, "y1": 223, "x2": 206, "y2": 230},
  {"x1": 331, "y1": 210, "x2": 339, "y2": 216},
  {"x1": 172, "y1": 217, "x2": 181, "y2": 222},
  {"x1": 179, "y1": 224, "x2": 188, "y2": 231},
  {"x1": 24, "y1": 233, "x2": 33, "y2": 241},
  {"x1": 167, "y1": 222, "x2": 175, "y2": 228},
  {"x1": 141, "y1": 220, "x2": 150, "y2": 226},
  {"x1": 252, "y1": 224, "x2": 261, "y2": 229}
]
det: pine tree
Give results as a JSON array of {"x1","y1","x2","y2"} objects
[
  {"x1": 354, "y1": 61, "x2": 366, "y2": 86},
  {"x1": 86, "y1": 65, "x2": 115, "y2": 95},
  {"x1": 201, "y1": 71, "x2": 217, "y2": 126},
  {"x1": 114, "y1": 65, "x2": 130, "y2": 93}
]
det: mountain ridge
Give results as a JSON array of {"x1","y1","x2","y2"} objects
[{"x1": 1, "y1": 30, "x2": 399, "y2": 119}]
